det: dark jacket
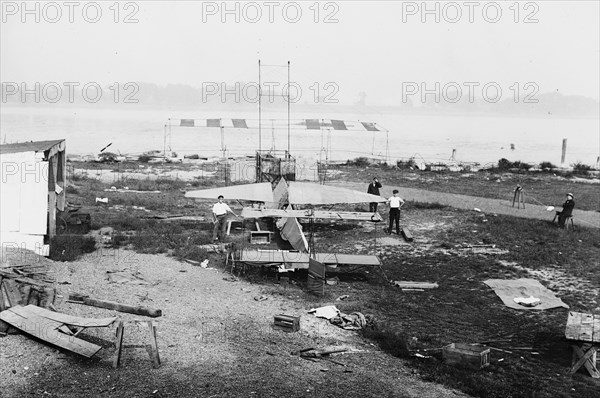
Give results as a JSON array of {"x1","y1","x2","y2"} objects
[
  {"x1": 367, "y1": 181, "x2": 382, "y2": 196},
  {"x1": 561, "y1": 199, "x2": 575, "y2": 217}
]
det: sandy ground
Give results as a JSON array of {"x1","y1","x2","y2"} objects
[{"x1": 0, "y1": 249, "x2": 470, "y2": 398}]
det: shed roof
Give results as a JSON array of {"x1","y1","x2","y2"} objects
[{"x1": 0, "y1": 140, "x2": 65, "y2": 155}]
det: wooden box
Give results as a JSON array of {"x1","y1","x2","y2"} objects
[
  {"x1": 273, "y1": 314, "x2": 300, "y2": 333},
  {"x1": 443, "y1": 343, "x2": 490, "y2": 369},
  {"x1": 250, "y1": 231, "x2": 271, "y2": 244}
]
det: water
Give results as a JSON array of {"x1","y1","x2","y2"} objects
[{"x1": 1, "y1": 105, "x2": 598, "y2": 167}]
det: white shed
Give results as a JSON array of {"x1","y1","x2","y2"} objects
[{"x1": 1, "y1": 139, "x2": 66, "y2": 255}]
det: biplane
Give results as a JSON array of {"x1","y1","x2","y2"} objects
[{"x1": 185, "y1": 179, "x2": 386, "y2": 272}]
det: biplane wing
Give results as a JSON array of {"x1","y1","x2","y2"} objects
[
  {"x1": 241, "y1": 208, "x2": 383, "y2": 222},
  {"x1": 287, "y1": 182, "x2": 387, "y2": 205},
  {"x1": 184, "y1": 183, "x2": 274, "y2": 203}
]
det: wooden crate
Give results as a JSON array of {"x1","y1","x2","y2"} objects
[
  {"x1": 273, "y1": 314, "x2": 300, "y2": 333},
  {"x1": 443, "y1": 343, "x2": 490, "y2": 369},
  {"x1": 250, "y1": 231, "x2": 271, "y2": 244}
]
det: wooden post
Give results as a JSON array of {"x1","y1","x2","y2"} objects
[
  {"x1": 561, "y1": 138, "x2": 567, "y2": 167},
  {"x1": 113, "y1": 321, "x2": 124, "y2": 369},
  {"x1": 147, "y1": 321, "x2": 161, "y2": 368}
]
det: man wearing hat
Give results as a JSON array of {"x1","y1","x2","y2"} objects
[{"x1": 555, "y1": 193, "x2": 575, "y2": 228}]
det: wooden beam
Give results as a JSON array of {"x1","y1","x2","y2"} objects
[
  {"x1": 147, "y1": 321, "x2": 161, "y2": 368},
  {"x1": 113, "y1": 321, "x2": 124, "y2": 368},
  {"x1": 401, "y1": 227, "x2": 413, "y2": 242},
  {"x1": 68, "y1": 293, "x2": 162, "y2": 317},
  {"x1": 24, "y1": 305, "x2": 117, "y2": 327},
  {"x1": 570, "y1": 344, "x2": 599, "y2": 378}
]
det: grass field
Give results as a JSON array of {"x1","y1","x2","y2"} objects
[{"x1": 326, "y1": 162, "x2": 600, "y2": 211}]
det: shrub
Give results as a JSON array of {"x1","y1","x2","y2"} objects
[
  {"x1": 49, "y1": 234, "x2": 96, "y2": 261},
  {"x1": 346, "y1": 157, "x2": 370, "y2": 167},
  {"x1": 539, "y1": 161, "x2": 557, "y2": 170},
  {"x1": 497, "y1": 158, "x2": 532, "y2": 171},
  {"x1": 98, "y1": 152, "x2": 119, "y2": 163},
  {"x1": 66, "y1": 185, "x2": 79, "y2": 194},
  {"x1": 138, "y1": 154, "x2": 152, "y2": 163},
  {"x1": 571, "y1": 161, "x2": 592, "y2": 174},
  {"x1": 397, "y1": 157, "x2": 417, "y2": 169}
]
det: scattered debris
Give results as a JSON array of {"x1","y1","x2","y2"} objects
[
  {"x1": 308, "y1": 305, "x2": 339, "y2": 320},
  {"x1": 254, "y1": 295, "x2": 268, "y2": 302},
  {"x1": 325, "y1": 277, "x2": 339, "y2": 285},
  {"x1": 394, "y1": 281, "x2": 439, "y2": 289},
  {"x1": 513, "y1": 296, "x2": 541, "y2": 307},
  {"x1": 107, "y1": 269, "x2": 149, "y2": 285},
  {"x1": 335, "y1": 295, "x2": 349, "y2": 301},
  {"x1": 330, "y1": 312, "x2": 370, "y2": 330}
]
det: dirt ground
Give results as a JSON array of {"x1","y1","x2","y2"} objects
[{"x1": 0, "y1": 247, "x2": 469, "y2": 398}]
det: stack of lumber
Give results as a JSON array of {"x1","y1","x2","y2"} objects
[{"x1": 0, "y1": 249, "x2": 57, "y2": 334}]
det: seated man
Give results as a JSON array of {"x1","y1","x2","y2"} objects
[{"x1": 554, "y1": 193, "x2": 575, "y2": 228}]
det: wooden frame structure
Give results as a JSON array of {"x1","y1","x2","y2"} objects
[{"x1": 565, "y1": 311, "x2": 600, "y2": 378}]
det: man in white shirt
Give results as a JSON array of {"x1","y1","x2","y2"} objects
[
  {"x1": 387, "y1": 189, "x2": 405, "y2": 235},
  {"x1": 212, "y1": 195, "x2": 239, "y2": 241}
]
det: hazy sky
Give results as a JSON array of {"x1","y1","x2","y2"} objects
[{"x1": 2, "y1": 1, "x2": 599, "y2": 105}]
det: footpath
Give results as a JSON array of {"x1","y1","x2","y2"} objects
[{"x1": 328, "y1": 181, "x2": 600, "y2": 229}]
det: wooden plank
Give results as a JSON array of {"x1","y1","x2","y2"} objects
[
  {"x1": 394, "y1": 281, "x2": 439, "y2": 289},
  {"x1": 401, "y1": 227, "x2": 413, "y2": 242},
  {"x1": 24, "y1": 305, "x2": 117, "y2": 328},
  {"x1": 565, "y1": 312, "x2": 583, "y2": 341},
  {"x1": 113, "y1": 321, "x2": 124, "y2": 368},
  {"x1": 592, "y1": 314, "x2": 600, "y2": 344},
  {"x1": 0, "y1": 306, "x2": 101, "y2": 358},
  {"x1": 579, "y1": 313, "x2": 595, "y2": 342},
  {"x1": 570, "y1": 344, "x2": 600, "y2": 378},
  {"x1": 147, "y1": 321, "x2": 161, "y2": 368},
  {"x1": 0, "y1": 277, "x2": 10, "y2": 333},
  {"x1": 68, "y1": 293, "x2": 162, "y2": 318},
  {"x1": 2, "y1": 279, "x2": 23, "y2": 307}
]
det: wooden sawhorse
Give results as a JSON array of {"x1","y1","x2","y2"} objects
[
  {"x1": 113, "y1": 320, "x2": 161, "y2": 369},
  {"x1": 565, "y1": 311, "x2": 599, "y2": 378}
]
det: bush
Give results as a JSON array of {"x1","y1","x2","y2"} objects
[
  {"x1": 497, "y1": 158, "x2": 532, "y2": 171},
  {"x1": 65, "y1": 185, "x2": 79, "y2": 194},
  {"x1": 497, "y1": 158, "x2": 512, "y2": 170},
  {"x1": 49, "y1": 234, "x2": 96, "y2": 261},
  {"x1": 138, "y1": 154, "x2": 152, "y2": 163},
  {"x1": 396, "y1": 158, "x2": 417, "y2": 169},
  {"x1": 539, "y1": 161, "x2": 557, "y2": 170},
  {"x1": 98, "y1": 152, "x2": 119, "y2": 163},
  {"x1": 346, "y1": 157, "x2": 370, "y2": 167},
  {"x1": 571, "y1": 161, "x2": 592, "y2": 174}
]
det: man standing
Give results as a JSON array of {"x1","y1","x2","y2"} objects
[
  {"x1": 367, "y1": 177, "x2": 383, "y2": 212},
  {"x1": 555, "y1": 193, "x2": 575, "y2": 228},
  {"x1": 212, "y1": 195, "x2": 239, "y2": 242},
  {"x1": 387, "y1": 189, "x2": 405, "y2": 235}
]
